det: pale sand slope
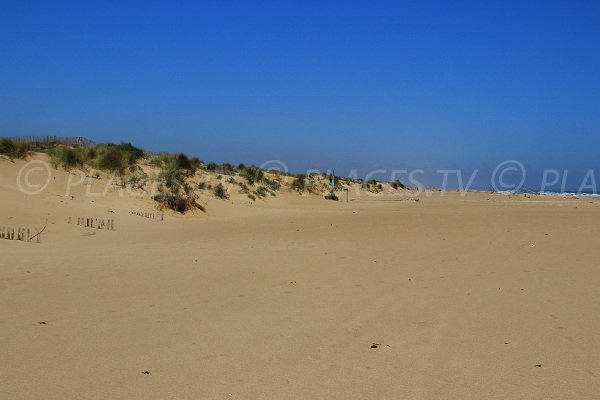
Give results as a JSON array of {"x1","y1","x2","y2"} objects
[{"x1": 2, "y1": 156, "x2": 600, "y2": 399}]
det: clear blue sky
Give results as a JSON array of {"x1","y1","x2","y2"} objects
[{"x1": 1, "y1": 1, "x2": 599, "y2": 185}]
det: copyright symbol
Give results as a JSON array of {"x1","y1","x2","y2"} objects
[
  {"x1": 491, "y1": 160, "x2": 526, "y2": 193},
  {"x1": 257, "y1": 160, "x2": 289, "y2": 183},
  {"x1": 258, "y1": 160, "x2": 289, "y2": 174},
  {"x1": 17, "y1": 160, "x2": 52, "y2": 195}
]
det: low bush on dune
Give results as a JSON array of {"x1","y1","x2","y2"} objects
[
  {"x1": 262, "y1": 176, "x2": 280, "y2": 191},
  {"x1": 202, "y1": 161, "x2": 236, "y2": 175},
  {"x1": 219, "y1": 162, "x2": 236, "y2": 176},
  {"x1": 111, "y1": 142, "x2": 144, "y2": 165},
  {"x1": 48, "y1": 142, "x2": 144, "y2": 173},
  {"x1": 94, "y1": 142, "x2": 144, "y2": 173},
  {"x1": 213, "y1": 182, "x2": 229, "y2": 199},
  {"x1": 239, "y1": 166, "x2": 264, "y2": 185},
  {"x1": 324, "y1": 192, "x2": 339, "y2": 201},
  {"x1": 154, "y1": 192, "x2": 186, "y2": 213},
  {"x1": 154, "y1": 153, "x2": 200, "y2": 193},
  {"x1": 254, "y1": 186, "x2": 268, "y2": 198},
  {"x1": 154, "y1": 153, "x2": 197, "y2": 177},
  {"x1": 148, "y1": 153, "x2": 173, "y2": 167},
  {"x1": 391, "y1": 180, "x2": 406, "y2": 190},
  {"x1": 238, "y1": 166, "x2": 283, "y2": 195},
  {"x1": 48, "y1": 146, "x2": 90, "y2": 169},
  {"x1": 197, "y1": 181, "x2": 209, "y2": 190},
  {"x1": 0, "y1": 138, "x2": 32, "y2": 160},
  {"x1": 291, "y1": 175, "x2": 306, "y2": 192},
  {"x1": 153, "y1": 180, "x2": 204, "y2": 213},
  {"x1": 127, "y1": 169, "x2": 149, "y2": 189},
  {"x1": 97, "y1": 146, "x2": 127, "y2": 173},
  {"x1": 237, "y1": 182, "x2": 249, "y2": 194}
]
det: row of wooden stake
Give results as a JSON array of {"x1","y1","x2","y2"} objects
[
  {"x1": 131, "y1": 211, "x2": 164, "y2": 221},
  {"x1": 0, "y1": 226, "x2": 40, "y2": 243},
  {"x1": 71, "y1": 217, "x2": 115, "y2": 230}
]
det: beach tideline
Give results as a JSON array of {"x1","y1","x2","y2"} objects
[{"x1": 2, "y1": 156, "x2": 600, "y2": 399}]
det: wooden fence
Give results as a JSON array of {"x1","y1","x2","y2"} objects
[
  {"x1": 72, "y1": 217, "x2": 115, "y2": 230},
  {"x1": 0, "y1": 226, "x2": 40, "y2": 243},
  {"x1": 131, "y1": 211, "x2": 164, "y2": 221}
]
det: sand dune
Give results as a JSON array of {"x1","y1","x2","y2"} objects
[{"x1": 2, "y1": 155, "x2": 600, "y2": 399}]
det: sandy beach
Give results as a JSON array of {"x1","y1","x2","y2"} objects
[{"x1": 2, "y1": 155, "x2": 600, "y2": 399}]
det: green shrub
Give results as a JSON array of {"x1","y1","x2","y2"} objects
[
  {"x1": 0, "y1": 139, "x2": 31, "y2": 159},
  {"x1": 191, "y1": 157, "x2": 204, "y2": 169},
  {"x1": 127, "y1": 173, "x2": 147, "y2": 188},
  {"x1": 97, "y1": 146, "x2": 127, "y2": 173},
  {"x1": 254, "y1": 186, "x2": 268, "y2": 198},
  {"x1": 291, "y1": 176, "x2": 306, "y2": 192},
  {"x1": 237, "y1": 182, "x2": 249, "y2": 194},
  {"x1": 197, "y1": 181, "x2": 208, "y2": 190},
  {"x1": 262, "y1": 176, "x2": 280, "y2": 191},
  {"x1": 154, "y1": 192, "x2": 190, "y2": 214},
  {"x1": 239, "y1": 166, "x2": 263, "y2": 185},
  {"x1": 324, "y1": 192, "x2": 339, "y2": 201},
  {"x1": 48, "y1": 146, "x2": 88, "y2": 169},
  {"x1": 220, "y1": 163, "x2": 235, "y2": 175},
  {"x1": 214, "y1": 183, "x2": 229, "y2": 199},
  {"x1": 47, "y1": 142, "x2": 142, "y2": 173},
  {"x1": 149, "y1": 153, "x2": 172, "y2": 167},
  {"x1": 153, "y1": 178, "x2": 203, "y2": 214},
  {"x1": 113, "y1": 142, "x2": 144, "y2": 165},
  {"x1": 391, "y1": 180, "x2": 406, "y2": 190},
  {"x1": 176, "y1": 153, "x2": 193, "y2": 171}
]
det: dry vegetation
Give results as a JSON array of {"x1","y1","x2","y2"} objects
[{"x1": 1, "y1": 137, "x2": 409, "y2": 213}]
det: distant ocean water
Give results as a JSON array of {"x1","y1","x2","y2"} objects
[
  {"x1": 465, "y1": 188, "x2": 600, "y2": 197},
  {"x1": 536, "y1": 190, "x2": 600, "y2": 197}
]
